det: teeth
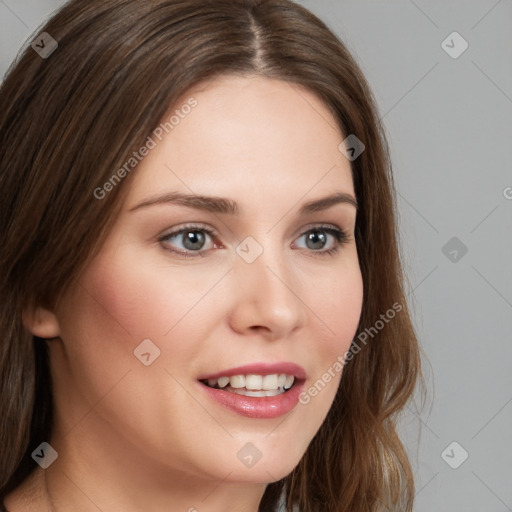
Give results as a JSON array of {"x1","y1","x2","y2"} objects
[
  {"x1": 230, "y1": 375, "x2": 245, "y2": 388},
  {"x1": 262, "y1": 374, "x2": 278, "y2": 389},
  {"x1": 203, "y1": 373, "x2": 296, "y2": 392},
  {"x1": 217, "y1": 376, "x2": 230, "y2": 388},
  {"x1": 245, "y1": 375, "x2": 262, "y2": 390}
]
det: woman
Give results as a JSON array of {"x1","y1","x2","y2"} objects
[{"x1": 0, "y1": 0, "x2": 422, "y2": 510}]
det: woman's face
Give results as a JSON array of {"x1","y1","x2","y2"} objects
[{"x1": 49, "y1": 75, "x2": 363, "y2": 486}]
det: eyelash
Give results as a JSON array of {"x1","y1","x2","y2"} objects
[{"x1": 158, "y1": 224, "x2": 350, "y2": 259}]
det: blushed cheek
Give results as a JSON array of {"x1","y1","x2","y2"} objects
[
  {"x1": 76, "y1": 255, "x2": 171, "y2": 342},
  {"x1": 76, "y1": 255, "x2": 221, "y2": 358},
  {"x1": 81, "y1": 265, "x2": 145, "y2": 338}
]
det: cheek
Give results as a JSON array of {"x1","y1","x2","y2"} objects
[
  {"x1": 300, "y1": 262, "x2": 363, "y2": 406},
  {"x1": 62, "y1": 250, "x2": 230, "y2": 385},
  {"x1": 74, "y1": 250, "x2": 211, "y2": 342},
  {"x1": 53, "y1": 254, "x2": 221, "y2": 456},
  {"x1": 315, "y1": 262, "x2": 364, "y2": 352}
]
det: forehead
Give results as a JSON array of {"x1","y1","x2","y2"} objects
[{"x1": 124, "y1": 75, "x2": 354, "y2": 211}]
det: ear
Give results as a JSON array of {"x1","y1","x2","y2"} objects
[{"x1": 22, "y1": 302, "x2": 61, "y2": 339}]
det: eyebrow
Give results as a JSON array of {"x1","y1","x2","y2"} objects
[{"x1": 129, "y1": 191, "x2": 358, "y2": 215}]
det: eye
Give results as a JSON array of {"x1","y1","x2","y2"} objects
[
  {"x1": 159, "y1": 225, "x2": 218, "y2": 257},
  {"x1": 292, "y1": 226, "x2": 350, "y2": 257},
  {"x1": 158, "y1": 224, "x2": 350, "y2": 258}
]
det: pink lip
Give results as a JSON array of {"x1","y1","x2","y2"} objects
[
  {"x1": 198, "y1": 380, "x2": 305, "y2": 419},
  {"x1": 197, "y1": 362, "x2": 307, "y2": 380}
]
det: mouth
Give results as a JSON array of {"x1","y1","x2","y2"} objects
[
  {"x1": 196, "y1": 362, "x2": 307, "y2": 418},
  {"x1": 200, "y1": 373, "x2": 299, "y2": 397}
]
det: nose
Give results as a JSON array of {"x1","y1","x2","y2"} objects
[{"x1": 228, "y1": 244, "x2": 308, "y2": 340}]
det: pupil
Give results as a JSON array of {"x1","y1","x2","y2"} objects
[
  {"x1": 307, "y1": 231, "x2": 326, "y2": 250},
  {"x1": 184, "y1": 231, "x2": 205, "y2": 250}
]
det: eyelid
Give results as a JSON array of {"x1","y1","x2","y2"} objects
[
  {"x1": 296, "y1": 222, "x2": 348, "y2": 236},
  {"x1": 293, "y1": 222, "x2": 352, "y2": 243},
  {"x1": 159, "y1": 223, "x2": 218, "y2": 238}
]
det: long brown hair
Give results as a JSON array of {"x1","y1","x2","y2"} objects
[{"x1": 0, "y1": 0, "x2": 422, "y2": 510}]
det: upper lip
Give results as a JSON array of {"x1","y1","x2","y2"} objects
[{"x1": 197, "y1": 362, "x2": 307, "y2": 381}]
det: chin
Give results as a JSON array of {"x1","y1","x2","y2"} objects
[
  {"x1": 217, "y1": 439, "x2": 307, "y2": 484},
  {"x1": 223, "y1": 461, "x2": 299, "y2": 484}
]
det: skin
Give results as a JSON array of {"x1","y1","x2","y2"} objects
[{"x1": 9, "y1": 75, "x2": 363, "y2": 511}]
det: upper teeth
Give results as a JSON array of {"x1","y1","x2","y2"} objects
[{"x1": 206, "y1": 374, "x2": 295, "y2": 391}]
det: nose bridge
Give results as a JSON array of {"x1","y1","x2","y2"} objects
[{"x1": 231, "y1": 236, "x2": 307, "y2": 336}]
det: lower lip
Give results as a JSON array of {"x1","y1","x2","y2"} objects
[{"x1": 199, "y1": 381, "x2": 304, "y2": 419}]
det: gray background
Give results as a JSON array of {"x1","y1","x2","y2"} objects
[{"x1": 1, "y1": 1, "x2": 511, "y2": 510}]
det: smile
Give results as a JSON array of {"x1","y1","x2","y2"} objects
[
  {"x1": 197, "y1": 363, "x2": 306, "y2": 418},
  {"x1": 201, "y1": 373, "x2": 295, "y2": 397}
]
